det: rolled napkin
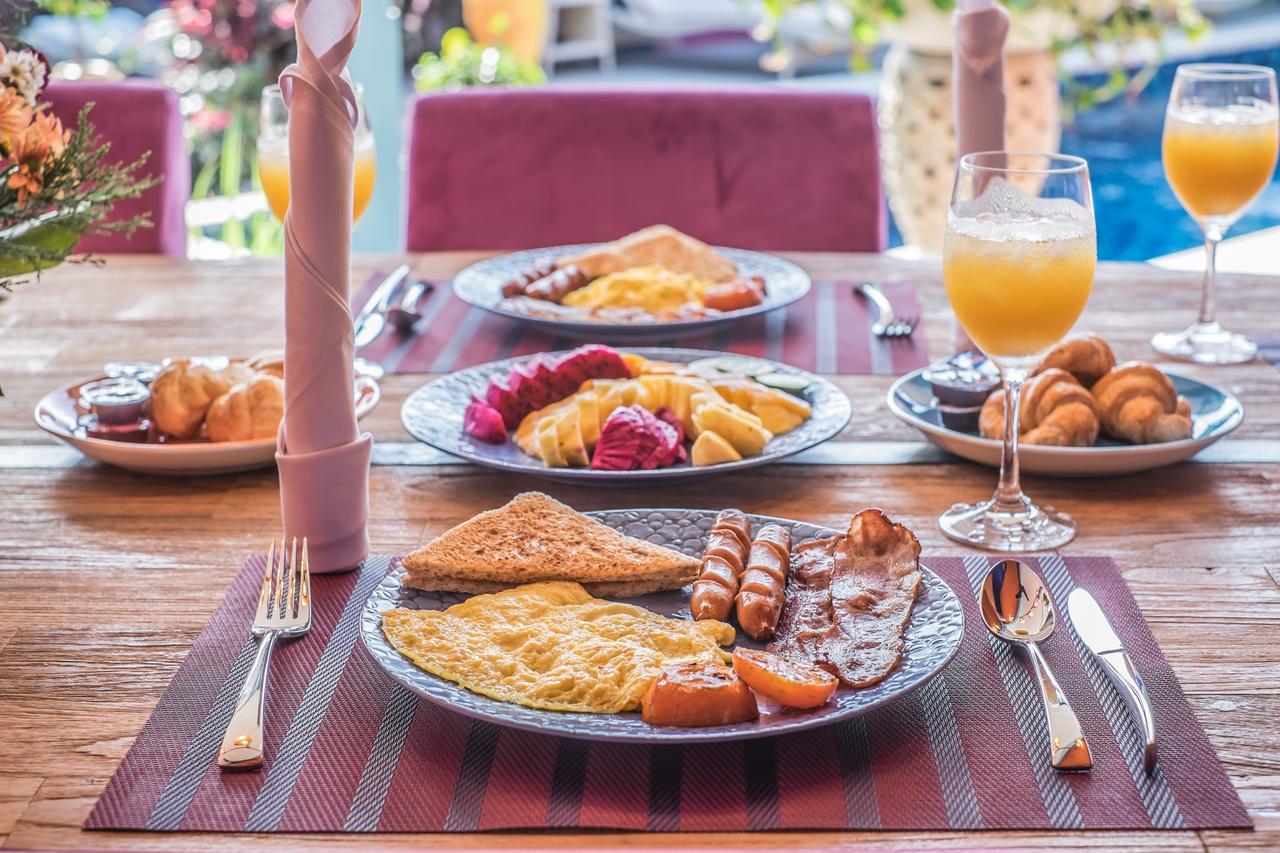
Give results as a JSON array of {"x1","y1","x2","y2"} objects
[
  {"x1": 275, "y1": 0, "x2": 372, "y2": 573},
  {"x1": 952, "y1": 0, "x2": 1009, "y2": 160}
]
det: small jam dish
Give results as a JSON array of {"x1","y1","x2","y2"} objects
[{"x1": 923, "y1": 351, "x2": 1000, "y2": 409}]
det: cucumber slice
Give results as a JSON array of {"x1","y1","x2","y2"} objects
[
  {"x1": 688, "y1": 356, "x2": 772, "y2": 378},
  {"x1": 754, "y1": 372, "x2": 811, "y2": 396}
]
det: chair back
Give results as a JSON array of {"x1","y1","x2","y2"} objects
[
  {"x1": 405, "y1": 87, "x2": 885, "y2": 252},
  {"x1": 45, "y1": 81, "x2": 189, "y2": 256}
]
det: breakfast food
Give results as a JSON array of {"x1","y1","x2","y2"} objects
[
  {"x1": 736, "y1": 524, "x2": 791, "y2": 641},
  {"x1": 150, "y1": 359, "x2": 248, "y2": 438},
  {"x1": 731, "y1": 648, "x2": 838, "y2": 710},
  {"x1": 641, "y1": 663, "x2": 759, "y2": 727},
  {"x1": 400, "y1": 492, "x2": 701, "y2": 597},
  {"x1": 1091, "y1": 362, "x2": 1193, "y2": 444},
  {"x1": 979, "y1": 368, "x2": 1101, "y2": 447},
  {"x1": 770, "y1": 509, "x2": 921, "y2": 688},
  {"x1": 205, "y1": 372, "x2": 285, "y2": 442},
  {"x1": 382, "y1": 582, "x2": 734, "y2": 714},
  {"x1": 690, "y1": 509, "x2": 751, "y2": 621},
  {"x1": 974, "y1": 335, "x2": 1193, "y2": 447},
  {"x1": 489, "y1": 346, "x2": 813, "y2": 471},
  {"x1": 497, "y1": 225, "x2": 766, "y2": 324}
]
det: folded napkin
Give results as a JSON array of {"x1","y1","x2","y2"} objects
[
  {"x1": 276, "y1": 0, "x2": 372, "y2": 573},
  {"x1": 953, "y1": 0, "x2": 1009, "y2": 159}
]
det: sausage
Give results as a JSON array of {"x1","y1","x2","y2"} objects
[
  {"x1": 701, "y1": 278, "x2": 765, "y2": 313},
  {"x1": 525, "y1": 264, "x2": 590, "y2": 302},
  {"x1": 690, "y1": 509, "x2": 751, "y2": 621},
  {"x1": 500, "y1": 259, "x2": 558, "y2": 298},
  {"x1": 735, "y1": 523, "x2": 791, "y2": 640}
]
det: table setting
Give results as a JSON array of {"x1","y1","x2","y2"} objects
[{"x1": 1, "y1": 0, "x2": 1278, "y2": 850}]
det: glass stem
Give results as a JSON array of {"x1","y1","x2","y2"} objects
[
  {"x1": 993, "y1": 368, "x2": 1030, "y2": 514},
  {"x1": 1197, "y1": 225, "x2": 1224, "y2": 328}
]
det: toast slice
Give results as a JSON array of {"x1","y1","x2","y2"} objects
[
  {"x1": 558, "y1": 225, "x2": 738, "y2": 282},
  {"x1": 401, "y1": 492, "x2": 699, "y2": 596}
]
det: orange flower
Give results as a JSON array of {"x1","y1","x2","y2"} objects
[
  {"x1": 5, "y1": 109, "x2": 68, "y2": 202},
  {"x1": 0, "y1": 85, "x2": 32, "y2": 147},
  {"x1": 8, "y1": 161, "x2": 41, "y2": 201}
]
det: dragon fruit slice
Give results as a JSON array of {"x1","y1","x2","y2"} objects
[
  {"x1": 653, "y1": 406, "x2": 686, "y2": 445},
  {"x1": 591, "y1": 404, "x2": 682, "y2": 471},
  {"x1": 464, "y1": 398, "x2": 508, "y2": 443},
  {"x1": 484, "y1": 379, "x2": 524, "y2": 429},
  {"x1": 553, "y1": 345, "x2": 632, "y2": 392}
]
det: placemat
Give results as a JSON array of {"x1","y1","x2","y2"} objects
[
  {"x1": 86, "y1": 553, "x2": 1249, "y2": 833},
  {"x1": 353, "y1": 275, "x2": 929, "y2": 376},
  {"x1": 1258, "y1": 336, "x2": 1280, "y2": 372}
]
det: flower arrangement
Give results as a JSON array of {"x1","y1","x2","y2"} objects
[{"x1": 0, "y1": 41, "x2": 157, "y2": 288}]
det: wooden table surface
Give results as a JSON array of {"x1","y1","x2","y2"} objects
[{"x1": 0, "y1": 252, "x2": 1277, "y2": 852}]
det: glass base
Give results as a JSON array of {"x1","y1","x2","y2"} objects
[
  {"x1": 353, "y1": 356, "x2": 385, "y2": 381},
  {"x1": 1151, "y1": 322, "x2": 1256, "y2": 365},
  {"x1": 939, "y1": 495, "x2": 1076, "y2": 552}
]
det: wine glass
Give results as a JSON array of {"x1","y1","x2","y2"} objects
[
  {"x1": 258, "y1": 83, "x2": 384, "y2": 379},
  {"x1": 940, "y1": 152, "x2": 1097, "y2": 551},
  {"x1": 1153, "y1": 64, "x2": 1278, "y2": 364}
]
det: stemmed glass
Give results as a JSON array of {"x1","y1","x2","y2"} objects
[
  {"x1": 940, "y1": 152, "x2": 1097, "y2": 551},
  {"x1": 1153, "y1": 64, "x2": 1278, "y2": 364},
  {"x1": 258, "y1": 83, "x2": 383, "y2": 378}
]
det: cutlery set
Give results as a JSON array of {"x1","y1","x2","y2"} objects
[
  {"x1": 856, "y1": 282, "x2": 918, "y2": 339},
  {"x1": 352, "y1": 265, "x2": 432, "y2": 381}
]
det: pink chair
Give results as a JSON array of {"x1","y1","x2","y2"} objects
[
  {"x1": 405, "y1": 87, "x2": 885, "y2": 252},
  {"x1": 46, "y1": 81, "x2": 188, "y2": 256}
]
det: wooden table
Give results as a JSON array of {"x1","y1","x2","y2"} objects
[{"x1": 1, "y1": 253, "x2": 1277, "y2": 852}]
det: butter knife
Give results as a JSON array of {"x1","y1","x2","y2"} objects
[
  {"x1": 353, "y1": 264, "x2": 412, "y2": 350},
  {"x1": 1067, "y1": 588, "x2": 1158, "y2": 774}
]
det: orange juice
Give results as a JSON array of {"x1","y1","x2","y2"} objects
[
  {"x1": 1163, "y1": 104, "x2": 1278, "y2": 221},
  {"x1": 258, "y1": 139, "x2": 377, "y2": 222},
  {"x1": 944, "y1": 210, "x2": 1096, "y2": 361}
]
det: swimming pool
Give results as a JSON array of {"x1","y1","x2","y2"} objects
[{"x1": 889, "y1": 45, "x2": 1280, "y2": 260}]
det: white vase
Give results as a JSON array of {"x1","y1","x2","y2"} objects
[{"x1": 877, "y1": 43, "x2": 1062, "y2": 255}]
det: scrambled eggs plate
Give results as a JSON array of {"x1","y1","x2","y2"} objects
[
  {"x1": 381, "y1": 581, "x2": 734, "y2": 714},
  {"x1": 562, "y1": 266, "x2": 711, "y2": 313}
]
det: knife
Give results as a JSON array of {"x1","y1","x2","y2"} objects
[
  {"x1": 353, "y1": 264, "x2": 412, "y2": 350},
  {"x1": 1067, "y1": 587, "x2": 1158, "y2": 774}
]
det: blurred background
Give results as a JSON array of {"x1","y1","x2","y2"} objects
[{"x1": 10, "y1": 0, "x2": 1280, "y2": 266}]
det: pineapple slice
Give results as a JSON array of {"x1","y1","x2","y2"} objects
[
  {"x1": 691, "y1": 430, "x2": 743, "y2": 466},
  {"x1": 753, "y1": 401, "x2": 809, "y2": 435},
  {"x1": 576, "y1": 390, "x2": 601, "y2": 448},
  {"x1": 692, "y1": 402, "x2": 773, "y2": 456},
  {"x1": 537, "y1": 418, "x2": 565, "y2": 467},
  {"x1": 639, "y1": 375, "x2": 671, "y2": 410},
  {"x1": 556, "y1": 410, "x2": 589, "y2": 467},
  {"x1": 619, "y1": 352, "x2": 648, "y2": 376}
]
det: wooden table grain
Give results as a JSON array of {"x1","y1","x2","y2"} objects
[{"x1": 0, "y1": 253, "x2": 1276, "y2": 852}]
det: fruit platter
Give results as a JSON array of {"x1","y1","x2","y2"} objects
[{"x1": 401, "y1": 346, "x2": 852, "y2": 484}]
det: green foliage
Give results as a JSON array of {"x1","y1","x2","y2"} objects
[
  {"x1": 756, "y1": 0, "x2": 1209, "y2": 114},
  {"x1": 412, "y1": 27, "x2": 546, "y2": 92},
  {"x1": 34, "y1": 0, "x2": 109, "y2": 20}
]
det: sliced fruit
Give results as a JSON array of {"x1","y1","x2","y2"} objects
[
  {"x1": 754, "y1": 371, "x2": 811, "y2": 396},
  {"x1": 692, "y1": 403, "x2": 773, "y2": 456},
  {"x1": 555, "y1": 410, "x2": 590, "y2": 467},
  {"x1": 536, "y1": 418, "x2": 564, "y2": 467},
  {"x1": 576, "y1": 390, "x2": 601, "y2": 448},
  {"x1": 689, "y1": 355, "x2": 772, "y2": 378},
  {"x1": 463, "y1": 399, "x2": 508, "y2": 444},
  {"x1": 690, "y1": 430, "x2": 743, "y2": 466},
  {"x1": 639, "y1": 374, "x2": 671, "y2": 410},
  {"x1": 732, "y1": 648, "x2": 838, "y2": 710},
  {"x1": 619, "y1": 352, "x2": 649, "y2": 376},
  {"x1": 753, "y1": 400, "x2": 809, "y2": 435}
]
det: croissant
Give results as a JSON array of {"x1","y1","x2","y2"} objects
[
  {"x1": 151, "y1": 360, "x2": 251, "y2": 438},
  {"x1": 1090, "y1": 362, "x2": 1192, "y2": 444},
  {"x1": 980, "y1": 368, "x2": 1101, "y2": 447},
  {"x1": 1033, "y1": 335, "x2": 1116, "y2": 387},
  {"x1": 206, "y1": 374, "x2": 286, "y2": 442}
]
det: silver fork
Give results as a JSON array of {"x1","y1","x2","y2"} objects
[
  {"x1": 218, "y1": 538, "x2": 312, "y2": 771},
  {"x1": 856, "y1": 282, "x2": 918, "y2": 338}
]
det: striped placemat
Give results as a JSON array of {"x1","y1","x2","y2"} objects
[
  {"x1": 354, "y1": 276, "x2": 930, "y2": 376},
  {"x1": 86, "y1": 554, "x2": 1248, "y2": 833}
]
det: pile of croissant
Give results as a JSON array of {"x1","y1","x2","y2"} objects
[
  {"x1": 150, "y1": 354, "x2": 284, "y2": 443},
  {"x1": 979, "y1": 335, "x2": 1193, "y2": 447}
]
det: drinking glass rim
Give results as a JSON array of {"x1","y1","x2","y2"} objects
[
  {"x1": 958, "y1": 151, "x2": 1088, "y2": 176},
  {"x1": 1175, "y1": 63, "x2": 1276, "y2": 81}
]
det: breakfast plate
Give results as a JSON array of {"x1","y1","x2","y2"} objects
[
  {"x1": 400, "y1": 347, "x2": 852, "y2": 484},
  {"x1": 35, "y1": 371, "x2": 380, "y2": 475},
  {"x1": 360, "y1": 508, "x2": 965, "y2": 744},
  {"x1": 453, "y1": 244, "x2": 811, "y2": 339},
  {"x1": 887, "y1": 368, "x2": 1243, "y2": 477}
]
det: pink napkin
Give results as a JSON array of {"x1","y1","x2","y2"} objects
[
  {"x1": 952, "y1": 0, "x2": 1009, "y2": 159},
  {"x1": 274, "y1": 0, "x2": 371, "y2": 574}
]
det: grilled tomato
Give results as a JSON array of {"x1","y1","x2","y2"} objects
[
  {"x1": 732, "y1": 648, "x2": 838, "y2": 709},
  {"x1": 641, "y1": 663, "x2": 759, "y2": 727}
]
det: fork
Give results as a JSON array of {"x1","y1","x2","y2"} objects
[
  {"x1": 856, "y1": 283, "x2": 918, "y2": 338},
  {"x1": 218, "y1": 538, "x2": 312, "y2": 771}
]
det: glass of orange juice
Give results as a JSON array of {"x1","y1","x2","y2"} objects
[
  {"x1": 941, "y1": 152, "x2": 1096, "y2": 551},
  {"x1": 1154, "y1": 64, "x2": 1278, "y2": 365},
  {"x1": 257, "y1": 83, "x2": 377, "y2": 223}
]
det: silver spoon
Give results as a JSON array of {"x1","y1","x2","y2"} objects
[{"x1": 980, "y1": 559, "x2": 1093, "y2": 771}]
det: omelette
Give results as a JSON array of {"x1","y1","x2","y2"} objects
[
  {"x1": 561, "y1": 266, "x2": 712, "y2": 314},
  {"x1": 382, "y1": 581, "x2": 735, "y2": 714}
]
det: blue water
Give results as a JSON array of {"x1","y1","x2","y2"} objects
[{"x1": 889, "y1": 45, "x2": 1280, "y2": 260}]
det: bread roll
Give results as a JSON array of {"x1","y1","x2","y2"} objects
[
  {"x1": 150, "y1": 360, "x2": 246, "y2": 438},
  {"x1": 206, "y1": 374, "x2": 285, "y2": 442}
]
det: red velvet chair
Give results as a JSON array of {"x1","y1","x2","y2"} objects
[
  {"x1": 404, "y1": 87, "x2": 885, "y2": 252},
  {"x1": 46, "y1": 81, "x2": 189, "y2": 256}
]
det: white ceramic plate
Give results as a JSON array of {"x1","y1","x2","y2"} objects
[
  {"x1": 360, "y1": 509, "x2": 964, "y2": 744},
  {"x1": 887, "y1": 368, "x2": 1244, "y2": 477},
  {"x1": 35, "y1": 370, "x2": 380, "y2": 476},
  {"x1": 452, "y1": 244, "x2": 811, "y2": 339},
  {"x1": 400, "y1": 348, "x2": 852, "y2": 485}
]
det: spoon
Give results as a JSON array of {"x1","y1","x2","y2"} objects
[{"x1": 980, "y1": 559, "x2": 1093, "y2": 771}]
